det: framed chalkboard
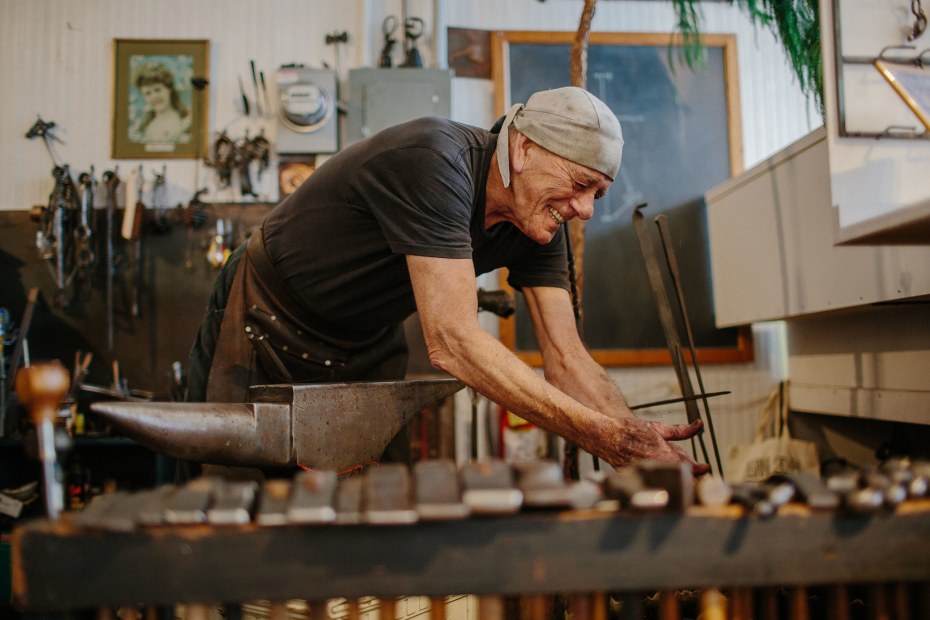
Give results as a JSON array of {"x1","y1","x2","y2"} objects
[{"x1": 491, "y1": 31, "x2": 752, "y2": 366}]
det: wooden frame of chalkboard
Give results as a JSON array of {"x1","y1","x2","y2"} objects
[{"x1": 491, "y1": 31, "x2": 753, "y2": 367}]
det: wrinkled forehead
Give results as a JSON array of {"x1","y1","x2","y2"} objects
[
  {"x1": 542, "y1": 144, "x2": 613, "y2": 188},
  {"x1": 572, "y1": 161, "x2": 613, "y2": 187}
]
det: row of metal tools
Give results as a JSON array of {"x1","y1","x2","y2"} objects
[
  {"x1": 25, "y1": 117, "x2": 237, "y2": 318},
  {"x1": 46, "y1": 457, "x2": 930, "y2": 620},
  {"x1": 70, "y1": 456, "x2": 930, "y2": 532}
]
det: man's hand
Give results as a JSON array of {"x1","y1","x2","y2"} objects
[
  {"x1": 520, "y1": 286, "x2": 711, "y2": 475},
  {"x1": 407, "y1": 258, "x2": 711, "y2": 478},
  {"x1": 645, "y1": 419, "x2": 711, "y2": 476},
  {"x1": 604, "y1": 416, "x2": 710, "y2": 477}
]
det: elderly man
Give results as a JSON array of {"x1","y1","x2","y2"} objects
[{"x1": 188, "y1": 86, "x2": 706, "y2": 474}]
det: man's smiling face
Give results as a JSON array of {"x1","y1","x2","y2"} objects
[{"x1": 508, "y1": 140, "x2": 612, "y2": 244}]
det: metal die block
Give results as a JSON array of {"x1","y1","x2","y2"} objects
[
  {"x1": 460, "y1": 459, "x2": 523, "y2": 515},
  {"x1": 514, "y1": 459, "x2": 601, "y2": 509},
  {"x1": 207, "y1": 480, "x2": 260, "y2": 526},
  {"x1": 414, "y1": 459, "x2": 469, "y2": 521},
  {"x1": 162, "y1": 478, "x2": 217, "y2": 525},
  {"x1": 363, "y1": 464, "x2": 418, "y2": 525},
  {"x1": 286, "y1": 470, "x2": 337, "y2": 524},
  {"x1": 334, "y1": 476, "x2": 364, "y2": 525},
  {"x1": 256, "y1": 479, "x2": 293, "y2": 526}
]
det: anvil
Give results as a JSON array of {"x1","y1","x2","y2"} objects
[{"x1": 90, "y1": 379, "x2": 464, "y2": 471}]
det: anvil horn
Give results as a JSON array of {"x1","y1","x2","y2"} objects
[
  {"x1": 89, "y1": 401, "x2": 293, "y2": 468},
  {"x1": 90, "y1": 378, "x2": 464, "y2": 471}
]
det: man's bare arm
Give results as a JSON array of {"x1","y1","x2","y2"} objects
[
  {"x1": 524, "y1": 284, "x2": 706, "y2": 469},
  {"x1": 523, "y1": 285, "x2": 636, "y2": 419},
  {"x1": 407, "y1": 255, "x2": 705, "y2": 471}
]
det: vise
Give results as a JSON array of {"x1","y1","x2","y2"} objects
[{"x1": 90, "y1": 379, "x2": 463, "y2": 471}]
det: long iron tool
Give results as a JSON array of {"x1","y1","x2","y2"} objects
[
  {"x1": 631, "y1": 204, "x2": 718, "y2": 475},
  {"x1": 654, "y1": 214, "x2": 724, "y2": 476},
  {"x1": 102, "y1": 169, "x2": 119, "y2": 350},
  {"x1": 126, "y1": 165, "x2": 145, "y2": 318}
]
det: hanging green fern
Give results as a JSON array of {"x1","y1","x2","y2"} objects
[{"x1": 670, "y1": 0, "x2": 824, "y2": 114}]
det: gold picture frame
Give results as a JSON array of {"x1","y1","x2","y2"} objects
[
  {"x1": 874, "y1": 60, "x2": 930, "y2": 132},
  {"x1": 112, "y1": 39, "x2": 209, "y2": 159}
]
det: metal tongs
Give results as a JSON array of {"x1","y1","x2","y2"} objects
[{"x1": 632, "y1": 204, "x2": 725, "y2": 476}]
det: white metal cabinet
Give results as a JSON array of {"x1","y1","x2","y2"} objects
[{"x1": 706, "y1": 127, "x2": 930, "y2": 328}]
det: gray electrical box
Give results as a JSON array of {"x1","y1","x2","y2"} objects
[{"x1": 346, "y1": 68, "x2": 452, "y2": 145}]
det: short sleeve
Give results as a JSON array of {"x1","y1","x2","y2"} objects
[{"x1": 351, "y1": 147, "x2": 475, "y2": 259}]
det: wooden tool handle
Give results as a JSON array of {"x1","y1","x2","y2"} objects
[{"x1": 14, "y1": 360, "x2": 70, "y2": 426}]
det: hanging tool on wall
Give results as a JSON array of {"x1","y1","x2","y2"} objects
[
  {"x1": 183, "y1": 187, "x2": 209, "y2": 272},
  {"x1": 41, "y1": 165, "x2": 81, "y2": 307},
  {"x1": 74, "y1": 167, "x2": 97, "y2": 301},
  {"x1": 25, "y1": 117, "x2": 65, "y2": 166},
  {"x1": 380, "y1": 16, "x2": 399, "y2": 67},
  {"x1": 239, "y1": 131, "x2": 271, "y2": 198},
  {"x1": 251, "y1": 131, "x2": 271, "y2": 182},
  {"x1": 102, "y1": 169, "x2": 120, "y2": 350},
  {"x1": 26, "y1": 118, "x2": 87, "y2": 308},
  {"x1": 149, "y1": 165, "x2": 172, "y2": 233},
  {"x1": 121, "y1": 166, "x2": 146, "y2": 318},
  {"x1": 69, "y1": 351, "x2": 93, "y2": 405},
  {"x1": 250, "y1": 60, "x2": 263, "y2": 116},
  {"x1": 234, "y1": 132, "x2": 262, "y2": 198},
  {"x1": 908, "y1": 0, "x2": 927, "y2": 41},
  {"x1": 236, "y1": 133, "x2": 255, "y2": 198},
  {"x1": 325, "y1": 31, "x2": 349, "y2": 77},
  {"x1": 259, "y1": 70, "x2": 271, "y2": 116},
  {"x1": 206, "y1": 131, "x2": 236, "y2": 188},
  {"x1": 237, "y1": 75, "x2": 251, "y2": 117},
  {"x1": 400, "y1": 17, "x2": 425, "y2": 68},
  {"x1": 632, "y1": 203, "x2": 724, "y2": 477}
]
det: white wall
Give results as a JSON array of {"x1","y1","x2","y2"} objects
[
  {"x1": 1, "y1": 0, "x2": 814, "y2": 470},
  {"x1": 1, "y1": 0, "x2": 819, "y2": 212}
]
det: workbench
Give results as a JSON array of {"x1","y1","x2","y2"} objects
[{"x1": 12, "y1": 503, "x2": 930, "y2": 611}]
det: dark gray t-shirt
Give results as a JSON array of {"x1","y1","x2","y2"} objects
[{"x1": 262, "y1": 116, "x2": 568, "y2": 337}]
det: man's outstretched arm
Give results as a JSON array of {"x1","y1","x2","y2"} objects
[
  {"x1": 407, "y1": 254, "x2": 705, "y2": 473},
  {"x1": 523, "y1": 284, "x2": 708, "y2": 472}
]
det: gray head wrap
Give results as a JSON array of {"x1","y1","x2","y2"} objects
[{"x1": 496, "y1": 86, "x2": 623, "y2": 188}]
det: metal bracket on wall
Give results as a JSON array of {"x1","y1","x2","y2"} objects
[{"x1": 832, "y1": 0, "x2": 930, "y2": 140}]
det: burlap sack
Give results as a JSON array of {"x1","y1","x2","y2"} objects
[{"x1": 727, "y1": 381, "x2": 820, "y2": 482}]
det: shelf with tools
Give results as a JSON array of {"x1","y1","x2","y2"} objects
[{"x1": 0, "y1": 202, "x2": 274, "y2": 408}]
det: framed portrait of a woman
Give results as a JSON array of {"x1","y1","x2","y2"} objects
[{"x1": 112, "y1": 39, "x2": 209, "y2": 159}]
